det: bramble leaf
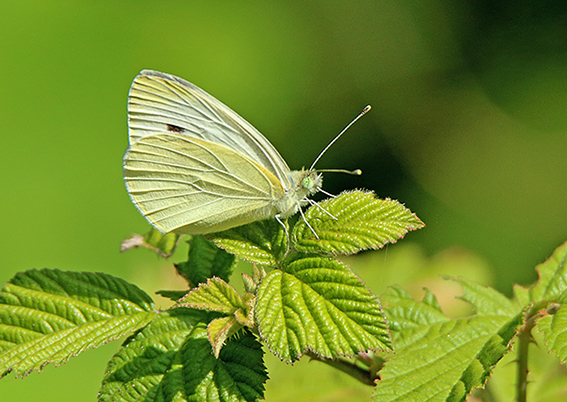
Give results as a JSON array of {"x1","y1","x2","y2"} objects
[
  {"x1": 178, "y1": 277, "x2": 255, "y2": 357},
  {"x1": 530, "y1": 241, "x2": 567, "y2": 364},
  {"x1": 374, "y1": 278, "x2": 522, "y2": 402},
  {"x1": 0, "y1": 269, "x2": 156, "y2": 377},
  {"x1": 208, "y1": 219, "x2": 288, "y2": 266},
  {"x1": 294, "y1": 191, "x2": 424, "y2": 255},
  {"x1": 178, "y1": 277, "x2": 245, "y2": 314},
  {"x1": 255, "y1": 254, "x2": 392, "y2": 363},
  {"x1": 100, "y1": 309, "x2": 267, "y2": 402},
  {"x1": 175, "y1": 235, "x2": 236, "y2": 288},
  {"x1": 529, "y1": 241, "x2": 567, "y2": 303}
]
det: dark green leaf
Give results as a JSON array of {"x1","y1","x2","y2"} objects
[
  {"x1": 207, "y1": 219, "x2": 288, "y2": 266},
  {"x1": 100, "y1": 309, "x2": 267, "y2": 402},
  {"x1": 175, "y1": 235, "x2": 236, "y2": 287}
]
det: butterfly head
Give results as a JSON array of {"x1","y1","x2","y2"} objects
[{"x1": 302, "y1": 170, "x2": 323, "y2": 196}]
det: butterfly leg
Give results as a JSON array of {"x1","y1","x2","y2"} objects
[
  {"x1": 275, "y1": 214, "x2": 291, "y2": 253},
  {"x1": 307, "y1": 198, "x2": 338, "y2": 221},
  {"x1": 298, "y1": 205, "x2": 320, "y2": 239}
]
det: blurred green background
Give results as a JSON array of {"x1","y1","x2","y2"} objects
[{"x1": 1, "y1": 1, "x2": 566, "y2": 401}]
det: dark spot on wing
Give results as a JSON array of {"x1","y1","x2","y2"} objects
[{"x1": 167, "y1": 124, "x2": 185, "y2": 133}]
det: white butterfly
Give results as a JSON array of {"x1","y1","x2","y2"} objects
[{"x1": 123, "y1": 70, "x2": 367, "y2": 236}]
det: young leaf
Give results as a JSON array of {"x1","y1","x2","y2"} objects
[
  {"x1": 0, "y1": 269, "x2": 156, "y2": 377},
  {"x1": 207, "y1": 219, "x2": 288, "y2": 266},
  {"x1": 100, "y1": 309, "x2": 267, "y2": 402},
  {"x1": 373, "y1": 278, "x2": 522, "y2": 401},
  {"x1": 178, "y1": 277, "x2": 245, "y2": 314},
  {"x1": 242, "y1": 265, "x2": 267, "y2": 295},
  {"x1": 207, "y1": 315, "x2": 243, "y2": 358},
  {"x1": 178, "y1": 278, "x2": 256, "y2": 357},
  {"x1": 255, "y1": 254, "x2": 392, "y2": 363},
  {"x1": 293, "y1": 191, "x2": 424, "y2": 255},
  {"x1": 175, "y1": 235, "x2": 236, "y2": 287},
  {"x1": 120, "y1": 227, "x2": 181, "y2": 258}
]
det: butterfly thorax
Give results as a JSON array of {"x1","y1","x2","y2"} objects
[{"x1": 275, "y1": 168, "x2": 322, "y2": 219}]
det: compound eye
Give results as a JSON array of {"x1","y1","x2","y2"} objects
[{"x1": 302, "y1": 176, "x2": 314, "y2": 190}]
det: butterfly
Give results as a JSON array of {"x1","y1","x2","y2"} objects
[{"x1": 123, "y1": 70, "x2": 367, "y2": 236}]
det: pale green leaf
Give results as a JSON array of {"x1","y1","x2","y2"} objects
[
  {"x1": 380, "y1": 286, "x2": 449, "y2": 349},
  {"x1": 529, "y1": 241, "x2": 567, "y2": 303},
  {"x1": 256, "y1": 254, "x2": 392, "y2": 363},
  {"x1": 293, "y1": 191, "x2": 424, "y2": 255},
  {"x1": 374, "y1": 278, "x2": 522, "y2": 402},
  {"x1": 208, "y1": 219, "x2": 288, "y2": 266},
  {"x1": 537, "y1": 290, "x2": 567, "y2": 364},
  {"x1": 451, "y1": 276, "x2": 518, "y2": 316},
  {"x1": 208, "y1": 315, "x2": 243, "y2": 358},
  {"x1": 101, "y1": 309, "x2": 267, "y2": 402},
  {"x1": 175, "y1": 235, "x2": 236, "y2": 288},
  {"x1": 513, "y1": 283, "x2": 531, "y2": 309},
  {"x1": 0, "y1": 269, "x2": 156, "y2": 377}
]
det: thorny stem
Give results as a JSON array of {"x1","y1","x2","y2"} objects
[{"x1": 516, "y1": 303, "x2": 548, "y2": 402}]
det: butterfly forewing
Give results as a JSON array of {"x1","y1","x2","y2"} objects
[
  {"x1": 128, "y1": 70, "x2": 292, "y2": 189},
  {"x1": 124, "y1": 132, "x2": 286, "y2": 234}
]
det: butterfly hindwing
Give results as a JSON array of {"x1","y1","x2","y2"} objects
[{"x1": 124, "y1": 132, "x2": 286, "y2": 234}]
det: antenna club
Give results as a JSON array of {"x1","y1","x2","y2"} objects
[
  {"x1": 362, "y1": 105, "x2": 371, "y2": 113},
  {"x1": 354, "y1": 169, "x2": 362, "y2": 175}
]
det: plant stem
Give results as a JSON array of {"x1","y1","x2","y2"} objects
[
  {"x1": 516, "y1": 305, "x2": 542, "y2": 402},
  {"x1": 515, "y1": 323, "x2": 530, "y2": 402},
  {"x1": 306, "y1": 352, "x2": 376, "y2": 386}
]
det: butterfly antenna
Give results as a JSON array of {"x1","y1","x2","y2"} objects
[{"x1": 309, "y1": 105, "x2": 371, "y2": 171}]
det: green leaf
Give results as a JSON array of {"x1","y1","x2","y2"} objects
[
  {"x1": 100, "y1": 309, "x2": 267, "y2": 402},
  {"x1": 529, "y1": 240, "x2": 567, "y2": 303},
  {"x1": 380, "y1": 286, "x2": 449, "y2": 350},
  {"x1": 175, "y1": 235, "x2": 236, "y2": 288},
  {"x1": 178, "y1": 277, "x2": 244, "y2": 314},
  {"x1": 0, "y1": 269, "x2": 156, "y2": 377},
  {"x1": 293, "y1": 191, "x2": 425, "y2": 255},
  {"x1": 537, "y1": 293, "x2": 567, "y2": 364},
  {"x1": 513, "y1": 242, "x2": 567, "y2": 365},
  {"x1": 255, "y1": 254, "x2": 392, "y2": 363},
  {"x1": 120, "y1": 227, "x2": 181, "y2": 258},
  {"x1": 207, "y1": 219, "x2": 288, "y2": 266},
  {"x1": 373, "y1": 278, "x2": 522, "y2": 402}
]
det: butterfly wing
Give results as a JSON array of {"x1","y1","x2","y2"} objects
[
  {"x1": 124, "y1": 132, "x2": 286, "y2": 234},
  {"x1": 128, "y1": 69, "x2": 293, "y2": 190}
]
